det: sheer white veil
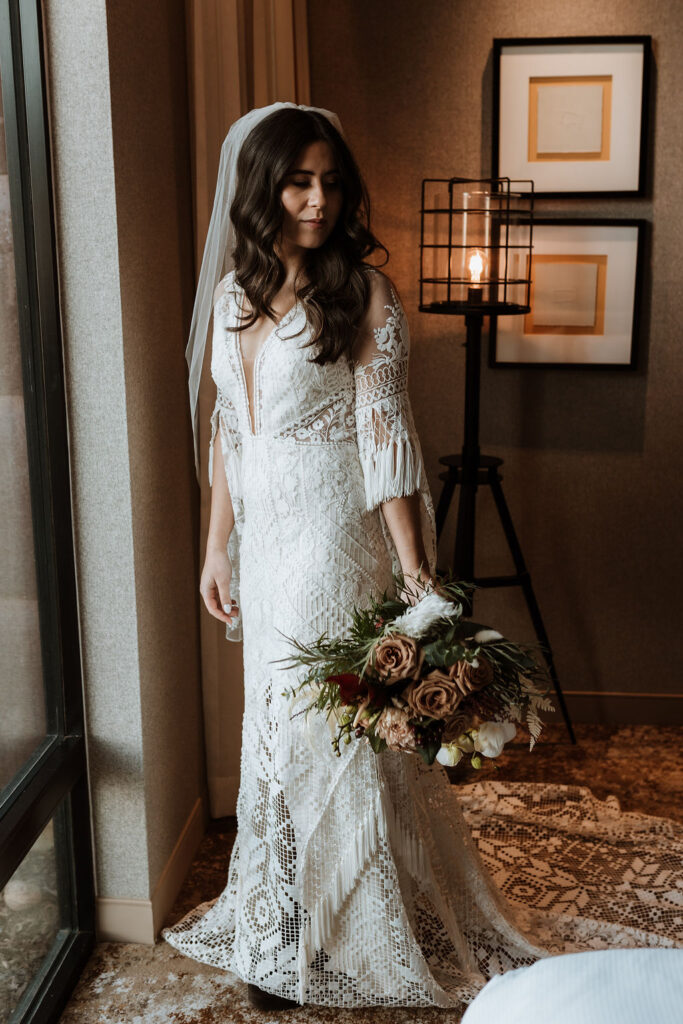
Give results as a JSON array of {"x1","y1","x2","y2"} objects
[{"x1": 186, "y1": 101, "x2": 345, "y2": 481}]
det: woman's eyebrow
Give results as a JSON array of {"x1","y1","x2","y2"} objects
[{"x1": 287, "y1": 167, "x2": 339, "y2": 175}]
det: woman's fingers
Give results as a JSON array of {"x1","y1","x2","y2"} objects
[
  {"x1": 201, "y1": 575, "x2": 240, "y2": 623},
  {"x1": 399, "y1": 582, "x2": 421, "y2": 607},
  {"x1": 400, "y1": 573, "x2": 427, "y2": 606},
  {"x1": 399, "y1": 573, "x2": 444, "y2": 606}
]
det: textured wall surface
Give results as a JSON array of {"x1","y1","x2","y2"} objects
[
  {"x1": 308, "y1": 1, "x2": 683, "y2": 723},
  {"x1": 43, "y1": 0, "x2": 204, "y2": 899}
]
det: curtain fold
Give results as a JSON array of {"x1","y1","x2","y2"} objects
[{"x1": 185, "y1": 0, "x2": 311, "y2": 816}]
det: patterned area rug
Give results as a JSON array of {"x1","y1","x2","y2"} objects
[{"x1": 55, "y1": 724, "x2": 683, "y2": 1023}]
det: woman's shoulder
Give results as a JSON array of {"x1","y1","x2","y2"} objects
[
  {"x1": 213, "y1": 268, "x2": 237, "y2": 307},
  {"x1": 359, "y1": 264, "x2": 403, "y2": 318},
  {"x1": 360, "y1": 263, "x2": 395, "y2": 286}
]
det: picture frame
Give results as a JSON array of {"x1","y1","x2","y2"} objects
[
  {"x1": 488, "y1": 219, "x2": 646, "y2": 370},
  {"x1": 492, "y1": 36, "x2": 651, "y2": 197}
]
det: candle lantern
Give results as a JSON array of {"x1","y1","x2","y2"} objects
[
  {"x1": 418, "y1": 175, "x2": 574, "y2": 743},
  {"x1": 419, "y1": 176, "x2": 533, "y2": 314}
]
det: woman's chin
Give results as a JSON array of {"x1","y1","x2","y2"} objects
[
  {"x1": 282, "y1": 227, "x2": 333, "y2": 250},
  {"x1": 298, "y1": 234, "x2": 330, "y2": 249}
]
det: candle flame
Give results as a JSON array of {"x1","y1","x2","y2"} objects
[{"x1": 469, "y1": 251, "x2": 484, "y2": 284}]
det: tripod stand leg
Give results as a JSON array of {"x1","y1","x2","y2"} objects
[
  {"x1": 488, "y1": 469, "x2": 577, "y2": 745},
  {"x1": 454, "y1": 476, "x2": 477, "y2": 617},
  {"x1": 435, "y1": 468, "x2": 457, "y2": 541}
]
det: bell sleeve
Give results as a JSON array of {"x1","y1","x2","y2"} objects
[
  {"x1": 352, "y1": 270, "x2": 438, "y2": 582},
  {"x1": 208, "y1": 286, "x2": 245, "y2": 642}
]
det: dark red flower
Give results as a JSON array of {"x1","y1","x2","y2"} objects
[{"x1": 327, "y1": 673, "x2": 366, "y2": 704}]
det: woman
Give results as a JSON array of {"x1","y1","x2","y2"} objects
[{"x1": 163, "y1": 103, "x2": 683, "y2": 1011}]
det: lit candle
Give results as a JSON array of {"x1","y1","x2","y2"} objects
[{"x1": 467, "y1": 250, "x2": 485, "y2": 304}]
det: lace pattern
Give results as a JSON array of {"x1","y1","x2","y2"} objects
[
  {"x1": 163, "y1": 267, "x2": 683, "y2": 1007},
  {"x1": 352, "y1": 274, "x2": 437, "y2": 579}
]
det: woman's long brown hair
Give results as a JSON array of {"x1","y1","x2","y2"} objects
[{"x1": 228, "y1": 107, "x2": 389, "y2": 365}]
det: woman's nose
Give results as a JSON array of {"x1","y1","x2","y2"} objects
[{"x1": 308, "y1": 181, "x2": 326, "y2": 209}]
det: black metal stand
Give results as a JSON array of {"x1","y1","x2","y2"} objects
[{"x1": 435, "y1": 309, "x2": 576, "y2": 744}]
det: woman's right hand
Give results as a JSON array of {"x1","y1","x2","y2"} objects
[{"x1": 200, "y1": 546, "x2": 240, "y2": 625}]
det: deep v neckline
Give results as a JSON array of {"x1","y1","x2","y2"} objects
[{"x1": 234, "y1": 281, "x2": 299, "y2": 436}]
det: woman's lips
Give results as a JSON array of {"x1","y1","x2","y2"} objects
[{"x1": 303, "y1": 220, "x2": 327, "y2": 229}]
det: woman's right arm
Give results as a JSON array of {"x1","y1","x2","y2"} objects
[
  {"x1": 200, "y1": 275, "x2": 241, "y2": 626},
  {"x1": 200, "y1": 427, "x2": 240, "y2": 625}
]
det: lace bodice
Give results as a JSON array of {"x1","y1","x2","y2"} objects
[{"x1": 208, "y1": 266, "x2": 437, "y2": 641}]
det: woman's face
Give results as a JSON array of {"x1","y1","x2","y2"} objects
[{"x1": 278, "y1": 141, "x2": 343, "y2": 253}]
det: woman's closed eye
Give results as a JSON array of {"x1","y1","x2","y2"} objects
[{"x1": 292, "y1": 178, "x2": 341, "y2": 189}]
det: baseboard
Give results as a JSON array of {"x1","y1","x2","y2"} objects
[
  {"x1": 96, "y1": 896, "x2": 154, "y2": 945},
  {"x1": 95, "y1": 797, "x2": 205, "y2": 945},
  {"x1": 151, "y1": 797, "x2": 205, "y2": 938}
]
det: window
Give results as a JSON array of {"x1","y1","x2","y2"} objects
[{"x1": 0, "y1": 1, "x2": 95, "y2": 1020}]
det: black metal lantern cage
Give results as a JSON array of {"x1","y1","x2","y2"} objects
[{"x1": 419, "y1": 177, "x2": 534, "y2": 315}]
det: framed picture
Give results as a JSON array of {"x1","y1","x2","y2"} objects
[
  {"x1": 493, "y1": 36, "x2": 651, "y2": 197},
  {"x1": 488, "y1": 219, "x2": 646, "y2": 369}
]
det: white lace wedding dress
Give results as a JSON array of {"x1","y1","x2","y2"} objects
[{"x1": 162, "y1": 267, "x2": 683, "y2": 1010}]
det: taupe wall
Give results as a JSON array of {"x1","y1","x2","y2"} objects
[
  {"x1": 105, "y1": 0, "x2": 203, "y2": 894},
  {"x1": 44, "y1": 0, "x2": 205, "y2": 910},
  {"x1": 308, "y1": 1, "x2": 683, "y2": 724}
]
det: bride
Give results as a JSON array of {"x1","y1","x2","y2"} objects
[{"x1": 162, "y1": 102, "x2": 683, "y2": 1012}]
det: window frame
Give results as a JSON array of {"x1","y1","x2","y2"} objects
[{"x1": 0, "y1": 0, "x2": 96, "y2": 1020}]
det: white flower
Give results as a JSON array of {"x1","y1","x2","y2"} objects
[
  {"x1": 391, "y1": 592, "x2": 461, "y2": 639},
  {"x1": 436, "y1": 743, "x2": 464, "y2": 767},
  {"x1": 454, "y1": 731, "x2": 475, "y2": 753},
  {"x1": 473, "y1": 628, "x2": 503, "y2": 643},
  {"x1": 473, "y1": 721, "x2": 517, "y2": 758}
]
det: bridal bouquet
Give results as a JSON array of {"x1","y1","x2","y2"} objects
[{"x1": 275, "y1": 571, "x2": 555, "y2": 770}]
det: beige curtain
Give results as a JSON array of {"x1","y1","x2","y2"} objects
[{"x1": 185, "y1": 0, "x2": 311, "y2": 817}]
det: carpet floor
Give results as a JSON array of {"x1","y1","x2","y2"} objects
[{"x1": 56, "y1": 723, "x2": 683, "y2": 1023}]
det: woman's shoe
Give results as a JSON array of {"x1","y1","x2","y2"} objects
[{"x1": 247, "y1": 983, "x2": 299, "y2": 1010}]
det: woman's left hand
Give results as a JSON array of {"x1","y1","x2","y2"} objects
[{"x1": 398, "y1": 571, "x2": 436, "y2": 607}]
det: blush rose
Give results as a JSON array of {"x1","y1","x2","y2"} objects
[
  {"x1": 404, "y1": 668, "x2": 462, "y2": 720},
  {"x1": 373, "y1": 633, "x2": 424, "y2": 683},
  {"x1": 448, "y1": 655, "x2": 494, "y2": 695}
]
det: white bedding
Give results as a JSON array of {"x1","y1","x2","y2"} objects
[{"x1": 462, "y1": 948, "x2": 683, "y2": 1024}]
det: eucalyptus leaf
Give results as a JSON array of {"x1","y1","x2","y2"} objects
[
  {"x1": 422, "y1": 640, "x2": 448, "y2": 667},
  {"x1": 418, "y1": 740, "x2": 440, "y2": 765},
  {"x1": 366, "y1": 731, "x2": 387, "y2": 754},
  {"x1": 423, "y1": 638, "x2": 467, "y2": 668}
]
